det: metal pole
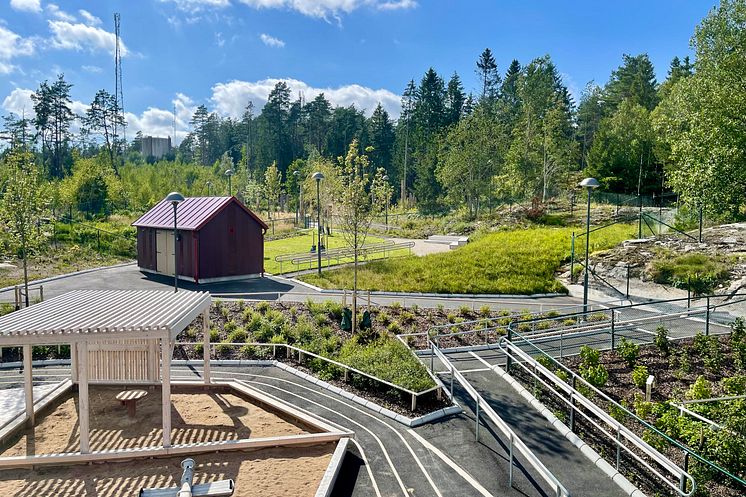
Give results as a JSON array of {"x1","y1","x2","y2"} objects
[
  {"x1": 316, "y1": 179, "x2": 322, "y2": 275},
  {"x1": 626, "y1": 265, "x2": 630, "y2": 299},
  {"x1": 569, "y1": 376, "x2": 576, "y2": 432},
  {"x1": 508, "y1": 433, "x2": 514, "y2": 488},
  {"x1": 228, "y1": 175, "x2": 232, "y2": 196},
  {"x1": 705, "y1": 296, "x2": 710, "y2": 336},
  {"x1": 570, "y1": 232, "x2": 575, "y2": 283},
  {"x1": 173, "y1": 202, "x2": 179, "y2": 293},
  {"x1": 638, "y1": 194, "x2": 643, "y2": 239},
  {"x1": 583, "y1": 189, "x2": 592, "y2": 315},
  {"x1": 611, "y1": 311, "x2": 616, "y2": 350},
  {"x1": 506, "y1": 326, "x2": 513, "y2": 373},
  {"x1": 698, "y1": 204, "x2": 703, "y2": 243}
]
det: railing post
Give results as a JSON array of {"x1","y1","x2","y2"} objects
[
  {"x1": 39, "y1": 285, "x2": 44, "y2": 302},
  {"x1": 705, "y1": 296, "x2": 711, "y2": 336},
  {"x1": 687, "y1": 279, "x2": 691, "y2": 309},
  {"x1": 506, "y1": 326, "x2": 513, "y2": 373},
  {"x1": 570, "y1": 232, "x2": 575, "y2": 283},
  {"x1": 411, "y1": 393, "x2": 416, "y2": 412},
  {"x1": 450, "y1": 364, "x2": 455, "y2": 399},
  {"x1": 559, "y1": 332, "x2": 564, "y2": 359},
  {"x1": 626, "y1": 265, "x2": 630, "y2": 299},
  {"x1": 611, "y1": 311, "x2": 616, "y2": 350},
  {"x1": 680, "y1": 451, "x2": 690, "y2": 493},
  {"x1": 429, "y1": 343, "x2": 434, "y2": 372},
  {"x1": 569, "y1": 376, "x2": 576, "y2": 432},
  {"x1": 616, "y1": 424, "x2": 621, "y2": 470}
]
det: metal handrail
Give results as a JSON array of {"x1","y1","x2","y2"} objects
[
  {"x1": 174, "y1": 341, "x2": 440, "y2": 411},
  {"x1": 430, "y1": 342, "x2": 570, "y2": 497},
  {"x1": 499, "y1": 337, "x2": 697, "y2": 495}
]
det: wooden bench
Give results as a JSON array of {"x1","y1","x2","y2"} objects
[{"x1": 115, "y1": 389, "x2": 148, "y2": 418}]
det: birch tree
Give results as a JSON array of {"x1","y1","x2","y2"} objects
[{"x1": 336, "y1": 140, "x2": 385, "y2": 334}]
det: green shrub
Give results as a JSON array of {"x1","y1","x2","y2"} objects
[
  {"x1": 400, "y1": 311, "x2": 415, "y2": 324},
  {"x1": 246, "y1": 312, "x2": 263, "y2": 332},
  {"x1": 215, "y1": 342, "x2": 232, "y2": 355},
  {"x1": 632, "y1": 365, "x2": 649, "y2": 389},
  {"x1": 209, "y1": 328, "x2": 220, "y2": 342},
  {"x1": 239, "y1": 344, "x2": 256, "y2": 358},
  {"x1": 324, "y1": 301, "x2": 344, "y2": 320},
  {"x1": 387, "y1": 321, "x2": 402, "y2": 334},
  {"x1": 458, "y1": 305, "x2": 471, "y2": 316},
  {"x1": 581, "y1": 364, "x2": 609, "y2": 389},
  {"x1": 588, "y1": 312, "x2": 607, "y2": 322},
  {"x1": 390, "y1": 301, "x2": 402, "y2": 310},
  {"x1": 654, "y1": 325, "x2": 671, "y2": 356},
  {"x1": 649, "y1": 252, "x2": 731, "y2": 295},
  {"x1": 256, "y1": 301, "x2": 270, "y2": 314},
  {"x1": 236, "y1": 299, "x2": 245, "y2": 311},
  {"x1": 220, "y1": 306, "x2": 230, "y2": 318},
  {"x1": 227, "y1": 328, "x2": 248, "y2": 343},
  {"x1": 446, "y1": 312, "x2": 456, "y2": 323},
  {"x1": 580, "y1": 345, "x2": 600, "y2": 368},
  {"x1": 241, "y1": 308, "x2": 254, "y2": 323},
  {"x1": 375, "y1": 310, "x2": 391, "y2": 325},
  {"x1": 478, "y1": 305, "x2": 491, "y2": 318},
  {"x1": 722, "y1": 375, "x2": 746, "y2": 395},
  {"x1": 337, "y1": 336, "x2": 435, "y2": 392},
  {"x1": 194, "y1": 343, "x2": 203, "y2": 355},
  {"x1": 616, "y1": 337, "x2": 639, "y2": 367},
  {"x1": 224, "y1": 319, "x2": 237, "y2": 333},
  {"x1": 686, "y1": 375, "x2": 712, "y2": 400}
]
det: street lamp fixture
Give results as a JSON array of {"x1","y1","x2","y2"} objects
[
  {"x1": 311, "y1": 171, "x2": 324, "y2": 275},
  {"x1": 579, "y1": 177, "x2": 600, "y2": 314},
  {"x1": 225, "y1": 169, "x2": 234, "y2": 196},
  {"x1": 164, "y1": 191, "x2": 185, "y2": 292},
  {"x1": 206, "y1": 181, "x2": 212, "y2": 197}
]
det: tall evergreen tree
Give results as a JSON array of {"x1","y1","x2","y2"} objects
[
  {"x1": 605, "y1": 54, "x2": 659, "y2": 111},
  {"x1": 367, "y1": 103, "x2": 395, "y2": 176},
  {"x1": 83, "y1": 89, "x2": 125, "y2": 175},
  {"x1": 476, "y1": 48, "x2": 500, "y2": 103},
  {"x1": 412, "y1": 68, "x2": 447, "y2": 210},
  {"x1": 444, "y1": 72, "x2": 466, "y2": 126},
  {"x1": 258, "y1": 81, "x2": 292, "y2": 172},
  {"x1": 576, "y1": 82, "x2": 604, "y2": 168},
  {"x1": 305, "y1": 93, "x2": 333, "y2": 153}
]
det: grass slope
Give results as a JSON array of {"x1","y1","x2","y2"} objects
[
  {"x1": 264, "y1": 231, "x2": 408, "y2": 274},
  {"x1": 300, "y1": 224, "x2": 635, "y2": 295}
]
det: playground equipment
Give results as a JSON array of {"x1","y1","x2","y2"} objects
[{"x1": 140, "y1": 458, "x2": 235, "y2": 497}]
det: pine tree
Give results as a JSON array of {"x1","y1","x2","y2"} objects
[
  {"x1": 305, "y1": 93, "x2": 332, "y2": 153},
  {"x1": 368, "y1": 103, "x2": 395, "y2": 176},
  {"x1": 605, "y1": 54, "x2": 659, "y2": 111},
  {"x1": 31, "y1": 74, "x2": 75, "y2": 178},
  {"x1": 83, "y1": 89, "x2": 125, "y2": 175}
]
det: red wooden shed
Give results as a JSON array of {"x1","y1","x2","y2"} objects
[{"x1": 132, "y1": 196, "x2": 268, "y2": 283}]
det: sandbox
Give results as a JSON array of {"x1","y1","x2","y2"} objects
[{"x1": 0, "y1": 381, "x2": 348, "y2": 497}]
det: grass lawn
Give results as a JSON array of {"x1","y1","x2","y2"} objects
[
  {"x1": 299, "y1": 224, "x2": 636, "y2": 294},
  {"x1": 263, "y1": 231, "x2": 409, "y2": 274}
]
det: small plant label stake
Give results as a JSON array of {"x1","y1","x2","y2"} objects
[{"x1": 645, "y1": 375, "x2": 655, "y2": 402}]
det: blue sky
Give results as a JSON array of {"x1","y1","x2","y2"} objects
[{"x1": 0, "y1": 0, "x2": 716, "y2": 143}]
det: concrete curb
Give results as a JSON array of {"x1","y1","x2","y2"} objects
[
  {"x1": 314, "y1": 438, "x2": 350, "y2": 497},
  {"x1": 492, "y1": 364, "x2": 647, "y2": 497},
  {"x1": 0, "y1": 261, "x2": 137, "y2": 295},
  {"x1": 413, "y1": 343, "x2": 500, "y2": 356}
]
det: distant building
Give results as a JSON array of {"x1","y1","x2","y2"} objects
[{"x1": 141, "y1": 136, "x2": 172, "y2": 159}]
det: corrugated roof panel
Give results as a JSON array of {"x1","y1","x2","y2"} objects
[{"x1": 132, "y1": 196, "x2": 233, "y2": 230}]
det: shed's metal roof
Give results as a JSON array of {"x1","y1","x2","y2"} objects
[
  {"x1": 0, "y1": 290, "x2": 211, "y2": 345},
  {"x1": 132, "y1": 196, "x2": 268, "y2": 231}
]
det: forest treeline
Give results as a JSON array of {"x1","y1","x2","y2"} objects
[{"x1": 1, "y1": 0, "x2": 745, "y2": 219}]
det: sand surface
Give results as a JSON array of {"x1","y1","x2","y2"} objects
[
  {"x1": 0, "y1": 445, "x2": 334, "y2": 497},
  {"x1": 1, "y1": 386, "x2": 309, "y2": 456}
]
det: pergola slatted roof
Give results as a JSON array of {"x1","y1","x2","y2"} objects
[{"x1": 0, "y1": 290, "x2": 211, "y2": 345}]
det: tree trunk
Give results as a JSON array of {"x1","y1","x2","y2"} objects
[
  {"x1": 22, "y1": 240, "x2": 29, "y2": 308},
  {"x1": 352, "y1": 235, "x2": 358, "y2": 336}
]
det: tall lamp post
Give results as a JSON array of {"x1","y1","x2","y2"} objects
[
  {"x1": 311, "y1": 171, "x2": 324, "y2": 275},
  {"x1": 206, "y1": 181, "x2": 213, "y2": 197},
  {"x1": 382, "y1": 174, "x2": 389, "y2": 231},
  {"x1": 293, "y1": 170, "x2": 300, "y2": 226},
  {"x1": 225, "y1": 169, "x2": 234, "y2": 196},
  {"x1": 579, "y1": 177, "x2": 600, "y2": 315},
  {"x1": 165, "y1": 192, "x2": 185, "y2": 292}
]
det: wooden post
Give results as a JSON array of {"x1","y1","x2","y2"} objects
[
  {"x1": 202, "y1": 308, "x2": 211, "y2": 385},
  {"x1": 78, "y1": 341, "x2": 90, "y2": 454},
  {"x1": 161, "y1": 334, "x2": 172, "y2": 448},
  {"x1": 71, "y1": 342, "x2": 78, "y2": 383},
  {"x1": 23, "y1": 344, "x2": 34, "y2": 425}
]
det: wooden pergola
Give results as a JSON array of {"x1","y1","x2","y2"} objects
[{"x1": 0, "y1": 289, "x2": 212, "y2": 453}]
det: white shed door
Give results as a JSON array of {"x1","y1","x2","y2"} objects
[{"x1": 156, "y1": 229, "x2": 175, "y2": 275}]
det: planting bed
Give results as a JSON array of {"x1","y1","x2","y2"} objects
[{"x1": 517, "y1": 321, "x2": 746, "y2": 497}]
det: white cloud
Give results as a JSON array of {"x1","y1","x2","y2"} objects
[
  {"x1": 0, "y1": 25, "x2": 35, "y2": 74},
  {"x1": 48, "y1": 20, "x2": 128, "y2": 56},
  {"x1": 124, "y1": 93, "x2": 196, "y2": 145},
  {"x1": 238, "y1": 0, "x2": 416, "y2": 18},
  {"x1": 259, "y1": 33, "x2": 284, "y2": 48},
  {"x1": 211, "y1": 78, "x2": 401, "y2": 119},
  {"x1": 2, "y1": 88, "x2": 35, "y2": 116},
  {"x1": 46, "y1": 3, "x2": 76, "y2": 22},
  {"x1": 161, "y1": 0, "x2": 231, "y2": 14},
  {"x1": 79, "y1": 9, "x2": 102, "y2": 26},
  {"x1": 82, "y1": 64, "x2": 102, "y2": 73},
  {"x1": 9, "y1": 0, "x2": 41, "y2": 13}
]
